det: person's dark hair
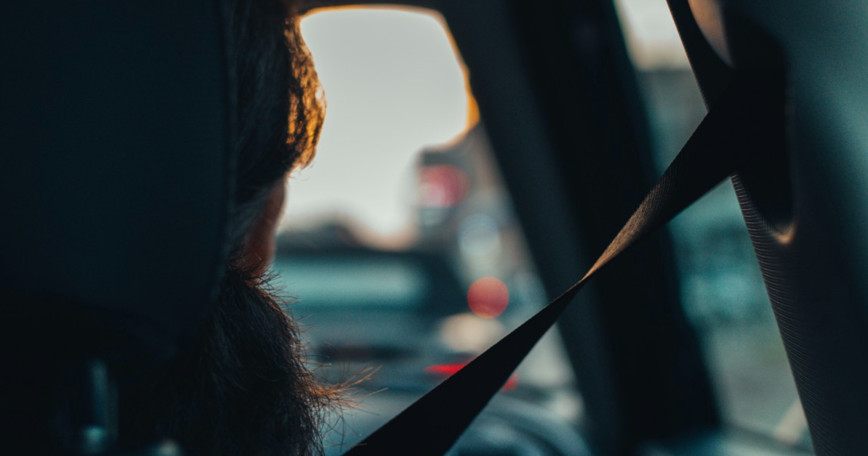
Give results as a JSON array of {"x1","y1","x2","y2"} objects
[
  {"x1": 226, "y1": 0, "x2": 323, "y2": 252},
  {"x1": 125, "y1": 1, "x2": 334, "y2": 454}
]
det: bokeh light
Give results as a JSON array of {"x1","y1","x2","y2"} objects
[
  {"x1": 467, "y1": 277, "x2": 509, "y2": 319},
  {"x1": 426, "y1": 363, "x2": 517, "y2": 390}
]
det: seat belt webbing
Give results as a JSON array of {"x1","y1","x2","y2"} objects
[{"x1": 344, "y1": 72, "x2": 778, "y2": 455}]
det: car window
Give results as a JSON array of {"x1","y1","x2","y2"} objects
[
  {"x1": 273, "y1": 7, "x2": 583, "y2": 454},
  {"x1": 616, "y1": 0, "x2": 810, "y2": 449}
]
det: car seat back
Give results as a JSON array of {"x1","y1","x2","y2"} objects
[{"x1": 0, "y1": 1, "x2": 232, "y2": 452}]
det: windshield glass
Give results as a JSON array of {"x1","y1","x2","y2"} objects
[{"x1": 273, "y1": 7, "x2": 582, "y2": 453}]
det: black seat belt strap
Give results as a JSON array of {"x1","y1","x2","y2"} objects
[{"x1": 344, "y1": 72, "x2": 779, "y2": 455}]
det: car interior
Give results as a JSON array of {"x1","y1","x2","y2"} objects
[{"x1": 2, "y1": 0, "x2": 867, "y2": 455}]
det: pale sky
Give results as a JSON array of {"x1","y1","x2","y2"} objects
[
  {"x1": 615, "y1": 0, "x2": 690, "y2": 69},
  {"x1": 281, "y1": 8, "x2": 471, "y2": 237}
]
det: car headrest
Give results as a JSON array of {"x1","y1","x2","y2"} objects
[{"x1": 0, "y1": 0, "x2": 232, "y2": 365}]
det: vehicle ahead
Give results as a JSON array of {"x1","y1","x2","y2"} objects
[
  {"x1": 271, "y1": 236, "x2": 589, "y2": 455},
  {"x1": 271, "y1": 241, "x2": 470, "y2": 388}
]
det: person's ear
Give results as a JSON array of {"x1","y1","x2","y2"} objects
[{"x1": 241, "y1": 181, "x2": 286, "y2": 276}]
